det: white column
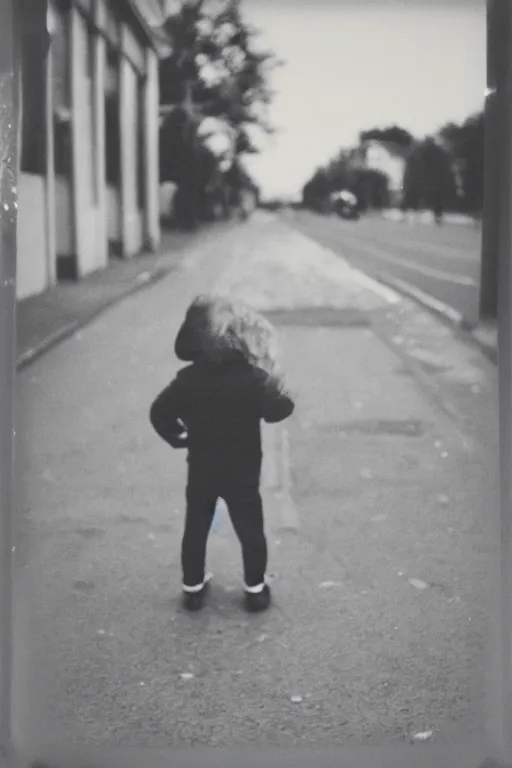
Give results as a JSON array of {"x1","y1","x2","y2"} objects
[
  {"x1": 93, "y1": 17, "x2": 108, "y2": 268},
  {"x1": 69, "y1": 4, "x2": 84, "y2": 275},
  {"x1": 45, "y1": 3, "x2": 57, "y2": 287},
  {"x1": 119, "y1": 24, "x2": 139, "y2": 258},
  {"x1": 119, "y1": 51, "x2": 132, "y2": 258},
  {"x1": 143, "y1": 47, "x2": 160, "y2": 251},
  {"x1": 69, "y1": 4, "x2": 97, "y2": 277}
]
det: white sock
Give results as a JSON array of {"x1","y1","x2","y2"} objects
[
  {"x1": 182, "y1": 571, "x2": 212, "y2": 593},
  {"x1": 244, "y1": 577, "x2": 269, "y2": 594}
]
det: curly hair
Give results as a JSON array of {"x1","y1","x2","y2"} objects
[{"x1": 175, "y1": 293, "x2": 279, "y2": 374}]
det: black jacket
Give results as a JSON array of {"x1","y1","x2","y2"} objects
[{"x1": 149, "y1": 361, "x2": 295, "y2": 482}]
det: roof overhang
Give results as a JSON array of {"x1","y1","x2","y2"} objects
[{"x1": 123, "y1": 0, "x2": 170, "y2": 54}]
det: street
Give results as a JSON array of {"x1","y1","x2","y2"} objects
[
  {"x1": 288, "y1": 210, "x2": 482, "y2": 328},
  {"x1": 12, "y1": 213, "x2": 496, "y2": 756}
]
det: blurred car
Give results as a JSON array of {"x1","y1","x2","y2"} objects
[
  {"x1": 330, "y1": 190, "x2": 360, "y2": 220},
  {"x1": 258, "y1": 197, "x2": 286, "y2": 212}
]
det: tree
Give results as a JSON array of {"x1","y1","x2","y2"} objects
[
  {"x1": 324, "y1": 151, "x2": 351, "y2": 192},
  {"x1": 402, "y1": 137, "x2": 457, "y2": 219},
  {"x1": 158, "y1": 0, "x2": 280, "y2": 228},
  {"x1": 359, "y1": 125, "x2": 414, "y2": 149},
  {"x1": 351, "y1": 169, "x2": 389, "y2": 211},
  {"x1": 439, "y1": 112, "x2": 484, "y2": 214},
  {"x1": 302, "y1": 147, "x2": 391, "y2": 213},
  {"x1": 302, "y1": 169, "x2": 330, "y2": 212}
]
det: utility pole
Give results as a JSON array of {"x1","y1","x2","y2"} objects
[
  {"x1": 486, "y1": 0, "x2": 512, "y2": 764},
  {"x1": 0, "y1": 0, "x2": 18, "y2": 755},
  {"x1": 479, "y1": 0, "x2": 505, "y2": 321}
]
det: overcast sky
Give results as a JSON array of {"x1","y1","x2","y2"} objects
[{"x1": 241, "y1": 0, "x2": 486, "y2": 200}]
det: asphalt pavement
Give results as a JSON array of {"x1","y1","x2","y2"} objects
[
  {"x1": 288, "y1": 209, "x2": 482, "y2": 327},
  {"x1": 12, "y1": 211, "x2": 496, "y2": 759}
]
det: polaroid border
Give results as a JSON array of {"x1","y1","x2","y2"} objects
[
  {"x1": 0, "y1": 0, "x2": 18, "y2": 762},
  {"x1": 0, "y1": 0, "x2": 510, "y2": 767}
]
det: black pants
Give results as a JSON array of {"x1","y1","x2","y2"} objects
[{"x1": 181, "y1": 469, "x2": 267, "y2": 590}]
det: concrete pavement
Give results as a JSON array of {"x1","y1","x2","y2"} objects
[
  {"x1": 13, "y1": 211, "x2": 495, "y2": 758},
  {"x1": 15, "y1": 226, "x2": 223, "y2": 369}
]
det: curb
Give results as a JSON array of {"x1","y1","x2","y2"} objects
[
  {"x1": 375, "y1": 273, "x2": 498, "y2": 365},
  {"x1": 375, "y1": 273, "x2": 466, "y2": 327},
  {"x1": 470, "y1": 326, "x2": 498, "y2": 365},
  {"x1": 15, "y1": 266, "x2": 171, "y2": 371}
]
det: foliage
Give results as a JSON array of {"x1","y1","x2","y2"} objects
[
  {"x1": 359, "y1": 125, "x2": 414, "y2": 149},
  {"x1": 302, "y1": 169, "x2": 331, "y2": 212},
  {"x1": 351, "y1": 168, "x2": 390, "y2": 210},
  {"x1": 302, "y1": 150, "x2": 390, "y2": 213},
  {"x1": 158, "y1": 0, "x2": 279, "y2": 228},
  {"x1": 402, "y1": 137, "x2": 457, "y2": 213},
  {"x1": 301, "y1": 113, "x2": 483, "y2": 217},
  {"x1": 438, "y1": 112, "x2": 484, "y2": 213}
]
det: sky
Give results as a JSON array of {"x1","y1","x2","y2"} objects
[{"x1": 241, "y1": 0, "x2": 486, "y2": 200}]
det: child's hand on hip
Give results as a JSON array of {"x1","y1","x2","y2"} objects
[{"x1": 176, "y1": 419, "x2": 189, "y2": 447}]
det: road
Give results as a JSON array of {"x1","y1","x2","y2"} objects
[
  {"x1": 12, "y1": 213, "x2": 495, "y2": 759},
  {"x1": 287, "y1": 210, "x2": 482, "y2": 327}
]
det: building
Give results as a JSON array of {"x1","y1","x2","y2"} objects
[
  {"x1": 359, "y1": 139, "x2": 408, "y2": 208},
  {"x1": 17, "y1": 0, "x2": 162, "y2": 301}
]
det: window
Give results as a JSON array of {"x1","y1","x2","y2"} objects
[
  {"x1": 51, "y1": 9, "x2": 70, "y2": 112},
  {"x1": 20, "y1": 8, "x2": 48, "y2": 174},
  {"x1": 52, "y1": 9, "x2": 71, "y2": 178},
  {"x1": 86, "y1": 22, "x2": 95, "y2": 82},
  {"x1": 54, "y1": 115, "x2": 72, "y2": 177},
  {"x1": 137, "y1": 76, "x2": 146, "y2": 210},
  {"x1": 105, "y1": 46, "x2": 121, "y2": 187}
]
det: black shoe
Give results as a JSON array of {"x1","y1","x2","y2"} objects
[
  {"x1": 182, "y1": 581, "x2": 209, "y2": 612},
  {"x1": 244, "y1": 584, "x2": 271, "y2": 613}
]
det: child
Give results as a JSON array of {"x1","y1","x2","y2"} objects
[{"x1": 149, "y1": 294, "x2": 295, "y2": 613}]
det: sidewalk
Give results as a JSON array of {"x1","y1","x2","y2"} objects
[
  {"x1": 15, "y1": 223, "x2": 232, "y2": 369},
  {"x1": 373, "y1": 274, "x2": 498, "y2": 366},
  {"x1": 13, "y1": 211, "x2": 495, "y2": 756}
]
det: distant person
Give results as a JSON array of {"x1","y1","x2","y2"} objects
[
  {"x1": 433, "y1": 198, "x2": 444, "y2": 225},
  {"x1": 427, "y1": 190, "x2": 444, "y2": 225},
  {"x1": 149, "y1": 294, "x2": 295, "y2": 613}
]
